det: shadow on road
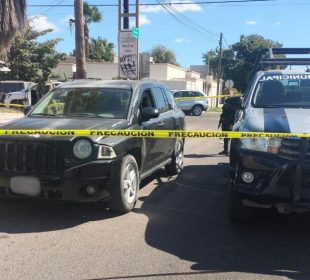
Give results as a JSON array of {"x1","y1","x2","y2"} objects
[
  {"x1": 136, "y1": 163, "x2": 310, "y2": 280},
  {"x1": 0, "y1": 201, "x2": 119, "y2": 234}
]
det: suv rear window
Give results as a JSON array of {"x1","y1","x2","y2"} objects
[{"x1": 253, "y1": 74, "x2": 310, "y2": 108}]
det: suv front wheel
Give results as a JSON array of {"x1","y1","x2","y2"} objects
[{"x1": 108, "y1": 155, "x2": 139, "y2": 213}]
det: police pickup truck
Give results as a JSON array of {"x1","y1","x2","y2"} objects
[{"x1": 229, "y1": 48, "x2": 310, "y2": 222}]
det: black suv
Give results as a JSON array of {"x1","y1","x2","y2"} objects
[{"x1": 0, "y1": 80, "x2": 185, "y2": 212}]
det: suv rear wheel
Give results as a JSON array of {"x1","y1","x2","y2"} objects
[
  {"x1": 165, "y1": 139, "x2": 184, "y2": 175},
  {"x1": 108, "y1": 155, "x2": 139, "y2": 213},
  {"x1": 191, "y1": 105, "x2": 203, "y2": 116}
]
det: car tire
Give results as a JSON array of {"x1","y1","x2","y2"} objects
[
  {"x1": 165, "y1": 139, "x2": 184, "y2": 176},
  {"x1": 108, "y1": 155, "x2": 140, "y2": 213},
  {"x1": 228, "y1": 189, "x2": 254, "y2": 223},
  {"x1": 191, "y1": 105, "x2": 203, "y2": 116}
]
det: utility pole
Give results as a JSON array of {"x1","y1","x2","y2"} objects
[
  {"x1": 216, "y1": 32, "x2": 223, "y2": 107},
  {"x1": 123, "y1": 0, "x2": 129, "y2": 29},
  {"x1": 74, "y1": 0, "x2": 87, "y2": 79}
]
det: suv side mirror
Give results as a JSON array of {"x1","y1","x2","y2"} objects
[
  {"x1": 225, "y1": 96, "x2": 243, "y2": 109},
  {"x1": 23, "y1": 106, "x2": 32, "y2": 116},
  {"x1": 142, "y1": 107, "x2": 159, "y2": 121}
]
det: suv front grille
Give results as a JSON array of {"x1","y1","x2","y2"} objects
[
  {"x1": 278, "y1": 138, "x2": 310, "y2": 163},
  {"x1": 0, "y1": 141, "x2": 65, "y2": 174}
]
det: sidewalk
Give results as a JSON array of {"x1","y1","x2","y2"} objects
[{"x1": 0, "y1": 112, "x2": 23, "y2": 125}]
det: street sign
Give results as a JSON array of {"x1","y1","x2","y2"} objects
[
  {"x1": 131, "y1": 27, "x2": 139, "y2": 39},
  {"x1": 119, "y1": 31, "x2": 138, "y2": 80},
  {"x1": 225, "y1": 79, "x2": 234, "y2": 89}
]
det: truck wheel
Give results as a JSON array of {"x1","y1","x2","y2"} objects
[
  {"x1": 108, "y1": 155, "x2": 139, "y2": 213},
  {"x1": 165, "y1": 139, "x2": 184, "y2": 175},
  {"x1": 191, "y1": 105, "x2": 203, "y2": 116},
  {"x1": 228, "y1": 189, "x2": 254, "y2": 223}
]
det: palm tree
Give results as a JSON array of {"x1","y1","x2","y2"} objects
[
  {"x1": 88, "y1": 37, "x2": 114, "y2": 62},
  {"x1": 0, "y1": 0, "x2": 27, "y2": 54},
  {"x1": 83, "y1": 2, "x2": 103, "y2": 61}
]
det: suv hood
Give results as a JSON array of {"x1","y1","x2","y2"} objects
[
  {"x1": 242, "y1": 108, "x2": 310, "y2": 134},
  {"x1": 0, "y1": 117, "x2": 130, "y2": 141}
]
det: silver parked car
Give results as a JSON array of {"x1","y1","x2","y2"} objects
[{"x1": 172, "y1": 90, "x2": 209, "y2": 116}]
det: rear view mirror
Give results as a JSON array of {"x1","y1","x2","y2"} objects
[{"x1": 142, "y1": 107, "x2": 159, "y2": 121}]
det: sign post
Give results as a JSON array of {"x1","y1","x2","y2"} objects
[
  {"x1": 118, "y1": 0, "x2": 139, "y2": 80},
  {"x1": 119, "y1": 31, "x2": 138, "y2": 79}
]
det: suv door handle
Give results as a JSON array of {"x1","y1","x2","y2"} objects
[{"x1": 157, "y1": 122, "x2": 165, "y2": 127}]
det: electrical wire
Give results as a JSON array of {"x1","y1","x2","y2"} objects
[
  {"x1": 160, "y1": 0, "x2": 219, "y2": 38},
  {"x1": 26, "y1": 0, "x2": 290, "y2": 8},
  {"x1": 155, "y1": 0, "x2": 219, "y2": 41}
]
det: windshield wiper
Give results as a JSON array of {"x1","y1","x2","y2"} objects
[
  {"x1": 65, "y1": 113, "x2": 107, "y2": 118},
  {"x1": 31, "y1": 113, "x2": 61, "y2": 117}
]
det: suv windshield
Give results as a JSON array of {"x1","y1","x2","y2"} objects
[
  {"x1": 30, "y1": 87, "x2": 132, "y2": 119},
  {"x1": 253, "y1": 74, "x2": 310, "y2": 108}
]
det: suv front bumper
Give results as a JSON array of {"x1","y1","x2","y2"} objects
[
  {"x1": 231, "y1": 150, "x2": 310, "y2": 212},
  {"x1": 0, "y1": 158, "x2": 122, "y2": 202}
]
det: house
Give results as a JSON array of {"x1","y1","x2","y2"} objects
[{"x1": 53, "y1": 57, "x2": 223, "y2": 108}]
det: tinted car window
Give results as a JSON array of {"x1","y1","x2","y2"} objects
[
  {"x1": 188, "y1": 91, "x2": 204, "y2": 97},
  {"x1": 0, "y1": 83, "x2": 25, "y2": 93},
  {"x1": 162, "y1": 88, "x2": 175, "y2": 110},
  {"x1": 152, "y1": 87, "x2": 169, "y2": 113},
  {"x1": 174, "y1": 91, "x2": 183, "y2": 98},
  {"x1": 31, "y1": 88, "x2": 132, "y2": 119}
]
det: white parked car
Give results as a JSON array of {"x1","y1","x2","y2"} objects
[
  {"x1": 172, "y1": 90, "x2": 209, "y2": 116},
  {"x1": 1, "y1": 81, "x2": 35, "y2": 107}
]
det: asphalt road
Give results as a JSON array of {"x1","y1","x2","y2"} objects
[{"x1": 1, "y1": 112, "x2": 310, "y2": 280}]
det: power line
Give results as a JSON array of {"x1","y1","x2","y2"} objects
[
  {"x1": 223, "y1": 35, "x2": 230, "y2": 48},
  {"x1": 155, "y1": 0, "x2": 219, "y2": 40},
  {"x1": 160, "y1": 0, "x2": 219, "y2": 38},
  {"x1": 27, "y1": 0, "x2": 285, "y2": 8}
]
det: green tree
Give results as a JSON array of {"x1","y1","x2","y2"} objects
[
  {"x1": 151, "y1": 45, "x2": 179, "y2": 66},
  {"x1": 5, "y1": 28, "x2": 65, "y2": 96},
  {"x1": 0, "y1": 0, "x2": 27, "y2": 54},
  {"x1": 83, "y1": 2, "x2": 103, "y2": 60},
  {"x1": 203, "y1": 34, "x2": 283, "y2": 92},
  {"x1": 88, "y1": 37, "x2": 114, "y2": 62},
  {"x1": 203, "y1": 49, "x2": 235, "y2": 78}
]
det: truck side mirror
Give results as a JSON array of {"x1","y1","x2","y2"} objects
[{"x1": 142, "y1": 107, "x2": 160, "y2": 121}]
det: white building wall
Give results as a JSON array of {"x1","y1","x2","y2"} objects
[
  {"x1": 149, "y1": 64, "x2": 168, "y2": 80},
  {"x1": 53, "y1": 62, "x2": 221, "y2": 107},
  {"x1": 166, "y1": 64, "x2": 186, "y2": 80},
  {"x1": 54, "y1": 63, "x2": 74, "y2": 79},
  {"x1": 86, "y1": 63, "x2": 118, "y2": 80}
]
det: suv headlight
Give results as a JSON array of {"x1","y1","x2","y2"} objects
[
  {"x1": 240, "y1": 138, "x2": 282, "y2": 154},
  {"x1": 98, "y1": 145, "x2": 116, "y2": 159},
  {"x1": 73, "y1": 139, "x2": 93, "y2": 159}
]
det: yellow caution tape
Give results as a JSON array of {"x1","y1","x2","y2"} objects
[
  {"x1": 0, "y1": 103, "x2": 25, "y2": 108},
  {"x1": 0, "y1": 129, "x2": 307, "y2": 138}
]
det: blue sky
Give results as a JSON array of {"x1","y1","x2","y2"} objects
[{"x1": 27, "y1": 0, "x2": 310, "y2": 68}]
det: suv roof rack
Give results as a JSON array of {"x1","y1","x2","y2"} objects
[{"x1": 251, "y1": 48, "x2": 310, "y2": 77}]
